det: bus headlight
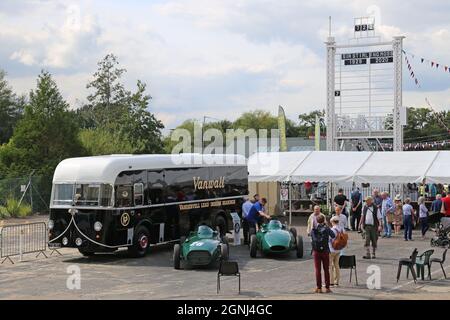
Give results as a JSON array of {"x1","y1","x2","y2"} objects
[
  {"x1": 94, "y1": 221, "x2": 103, "y2": 232},
  {"x1": 62, "y1": 237, "x2": 69, "y2": 246},
  {"x1": 48, "y1": 220, "x2": 54, "y2": 230}
]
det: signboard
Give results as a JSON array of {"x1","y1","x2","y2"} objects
[
  {"x1": 355, "y1": 23, "x2": 374, "y2": 32},
  {"x1": 342, "y1": 51, "x2": 393, "y2": 65}
]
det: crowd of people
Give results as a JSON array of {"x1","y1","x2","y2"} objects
[
  {"x1": 241, "y1": 187, "x2": 450, "y2": 294},
  {"x1": 380, "y1": 139, "x2": 450, "y2": 151}
]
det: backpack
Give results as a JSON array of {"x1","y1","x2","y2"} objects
[
  {"x1": 312, "y1": 225, "x2": 330, "y2": 252},
  {"x1": 332, "y1": 229, "x2": 348, "y2": 250}
]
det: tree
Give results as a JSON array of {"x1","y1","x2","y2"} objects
[
  {"x1": 83, "y1": 54, "x2": 164, "y2": 153},
  {"x1": 79, "y1": 128, "x2": 136, "y2": 155},
  {"x1": 233, "y1": 110, "x2": 278, "y2": 134},
  {"x1": 297, "y1": 110, "x2": 325, "y2": 137},
  {"x1": 0, "y1": 70, "x2": 25, "y2": 144},
  {"x1": 86, "y1": 54, "x2": 129, "y2": 127},
  {"x1": 2, "y1": 71, "x2": 85, "y2": 177}
]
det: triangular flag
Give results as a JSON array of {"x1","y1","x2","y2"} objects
[
  {"x1": 445, "y1": 66, "x2": 448, "y2": 72},
  {"x1": 421, "y1": 58, "x2": 424, "y2": 63},
  {"x1": 437, "y1": 63, "x2": 440, "y2": 68},
  {"x1": 415, "y1": 78, "x2": 419, "y2": 85},
  {"x1": 432, "y1": 62, "x2": 435, "y2": 67}
]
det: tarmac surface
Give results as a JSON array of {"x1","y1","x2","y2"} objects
[{"x1": 0, "y1": 216, "x2": 449, "y2": 300}]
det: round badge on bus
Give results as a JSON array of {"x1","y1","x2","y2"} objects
[{"x1": 121, "y1": 212, "x2": 130, "y2": 227}]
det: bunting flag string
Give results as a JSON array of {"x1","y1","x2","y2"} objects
[
  {"x1": 402, "y1": 49, "x2": 450, "y2": 75},
  {"x1": 403, "y1": 53, "x2": 421, "y2": 88}
]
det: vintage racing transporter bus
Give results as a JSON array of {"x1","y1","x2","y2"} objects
[{"x1": 48, "y1": 154, "x2": 248, "y2": 257}]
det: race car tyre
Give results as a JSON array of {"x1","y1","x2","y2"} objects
[
  {"x1": 128, "y1": 225, "x2": 150, "y2": 258},
  {"x1": 250, "y1": 234, "x2": 258, "y2": 258},
  {"x1": 289, "y1": 227, "x2": 297, "y2": 241},
  {"x1": 296, "y1": 235, "x2": 304, "y2": 258},
  {"x1": 173, "y1": 244, "x2": 181, "y2": 270},
  {"x1": 248, "y1": 227, "x2": 256, "y2": 247},
  {"x1": 221, "y1": 244, "x2": 229, "y2": 261}
]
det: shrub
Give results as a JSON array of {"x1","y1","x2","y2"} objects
[
  {"x1": 1, "y1": 198, "x2": 33, "y2": 218},
  {"x1": 0, "y1": 206, "x2": 10, "y2": 219},
  {"x1": 17, "y1": 203, "x2": 32, "y2": 218}
]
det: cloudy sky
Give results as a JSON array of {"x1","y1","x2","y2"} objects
[{"x1": 1, "y1": 0, "x2": 450, "y2": 130}]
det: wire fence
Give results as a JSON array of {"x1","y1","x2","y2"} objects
[{"x1": 0, "y1": 175, "x2": 51, "y2": 215}]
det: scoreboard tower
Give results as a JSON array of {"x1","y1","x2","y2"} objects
[{"x1": 325, "y1": 17, "x2": 406, "y2": 151}]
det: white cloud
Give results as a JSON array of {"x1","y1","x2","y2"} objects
[{"x1": 1, "y1": 0, "x2": 450, "y2": 131}]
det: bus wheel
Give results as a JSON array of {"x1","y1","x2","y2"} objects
[
  {"x1": 215, "y1": 216, "x2": 227, "y2": 237},
  {"x1": 173, "y1": 244, "x2": 181, "y2": 270},
  {"x1": 128, "y1": 225, "x2": 150, "y2": 258},
  {"x1": 78, "y1": 248, "x2": 95, "y2": 257}
]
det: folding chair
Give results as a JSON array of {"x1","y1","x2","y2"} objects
[
  {"x1": 339, "y1": 255, "x2": 358, "y2": 285},
  {"x1": 397, "y1": 248, "x2": 418, "y2": 283},
  {"x1": 415, "y1": 250, "x2": 434, "y2": 281},
  {"x1": 430, "y1": 249, "x2": 447, "y2": 279},
  {"x1": 217, "y1": 261, "x2": 240, "y2": 294}
]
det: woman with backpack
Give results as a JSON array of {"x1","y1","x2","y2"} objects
[
  {"x1": 311, "y1": 215, "x2": 336, "y2": 293},
  {"x1": 329, "y1": 216, "x2": 347, "y2": 287}
]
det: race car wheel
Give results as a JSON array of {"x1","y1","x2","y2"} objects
[
  {"x1": 221, "y1": 244, "x2": 229, "y2": 261},
  {"x1": 173, "y1": 244, "x2": 181, "y2": 270},
  {"x1": 128, "y1": 225, "x2": 150, "y2": 258},
  {"x1": 250, "y1": 235, "x2": 258, "y2": 258},
  {"x1": 289, "y1": 227, "x2": 297, "y2": 241},
  {"x1": 296, "y1": 235, "x2": 304, "y2": 259}
]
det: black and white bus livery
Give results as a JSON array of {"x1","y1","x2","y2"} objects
[{"x1": 48, "y1": 154, "x2": 248, "y2": 257}]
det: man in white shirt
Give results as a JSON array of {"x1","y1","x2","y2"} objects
[
  {"x1": 360, "y1": 196, "x2": 383, "y2": 259},
  {"x1": 332, "y1": 205, "x2": 348, "y2": 231},
  {"x1": 307, "y1": 205, "x2": 325, "y2": 236}
]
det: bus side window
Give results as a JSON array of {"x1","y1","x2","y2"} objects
[
  {"x1": 134, "y1": 183, "x2": 144, "y2": 206},
  {"x1": 148, "y1": 170, "x2": 165, "y2": 205},
  {"x1": 116, "y1": 185, "x2": 132, "y2": 207}
]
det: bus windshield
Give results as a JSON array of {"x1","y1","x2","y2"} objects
[{"x1": 52, "y1": 183, "x2": 113, "y2": 207}]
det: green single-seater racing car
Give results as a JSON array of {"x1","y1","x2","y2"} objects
[
  {"x1": 173, "y1": 225, "x2": 229, "y2": 269},
  {"x1": 249, "y1": 219, "x2": 303, "y2": 258}
]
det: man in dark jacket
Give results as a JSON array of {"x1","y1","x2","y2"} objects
[
  {"x1": 311, "y1": 215, "x2": 336, "y2": 293},
  {"x1": 360, "y1": 196, "x2": 383, "y2": 259}
]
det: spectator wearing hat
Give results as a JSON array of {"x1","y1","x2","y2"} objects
[
  {"x1": 360, "y1": 196, "x2": 383, "y2": 259},
  {"x1": 393, "y1": 195, "x2": 403, "y2": 235}
]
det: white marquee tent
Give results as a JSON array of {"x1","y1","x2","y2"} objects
[{"x1": 248, "y1": 151, "x2": 450, "y2": 184}]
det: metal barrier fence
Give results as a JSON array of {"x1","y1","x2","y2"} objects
[{"x1": 0, "y1": 222, "x2": 49, "y2": 264}]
